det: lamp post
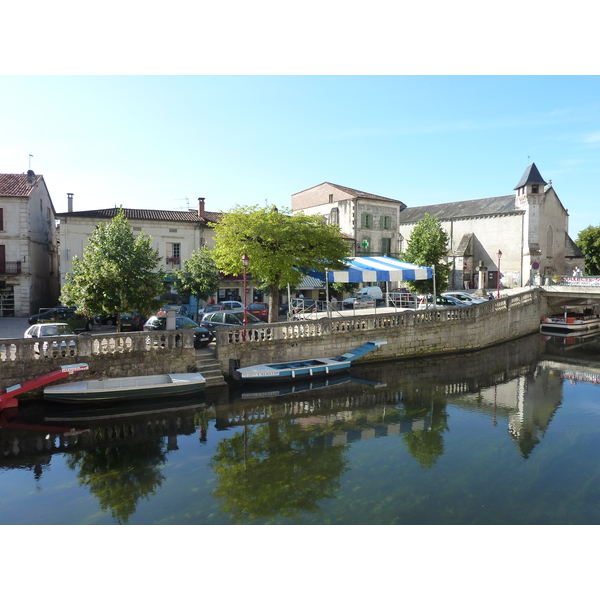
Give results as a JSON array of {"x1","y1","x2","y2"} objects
[
  {"x1": 496, "y1": 250, "x2": 502, "y2": 299},
  {"x1": 241, "y1": 253, "x2": 249, "y2": 325}
]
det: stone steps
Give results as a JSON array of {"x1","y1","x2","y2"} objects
[{"x1": 194, "y1": 348, "x2": 226, "y2": 386}]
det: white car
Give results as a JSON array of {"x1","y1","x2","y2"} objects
[
  {"x1": 343, "y1": 295, "x2": 376, "y2": 309},
  {"x1": 24, "y1": 322, "x2": 77, "y2": 356},
  {"x1": 441, "y1": 292, "x2": 488, "y2": 304}
]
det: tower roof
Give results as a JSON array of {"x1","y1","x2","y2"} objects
[{"x1": 514, "y1": 163, "x2": 547, "y2": 189}]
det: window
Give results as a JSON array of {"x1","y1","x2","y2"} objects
[
  {"x1": 532, "y1": 185, "x2": 539, "y2": 193},
  {"x1": 0, "y1": 208, "x2": 3, "y2": 230},
  {"x1": 380, "y1": 215, "x2": 392, "y2": 230},
  {"x1": 361, "y1": 213, "x2": 373, "y2": 229},
  {"x1": 381, "y1": 238, "x2": 391, "y2": 255},
  {"x1": 167, "y1": 242, "x2": 181, "y2": 265},
  {"x1": 328, "y1": 194, "x2": 333, "y2": 203}
]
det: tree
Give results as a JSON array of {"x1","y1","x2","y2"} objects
[
  {"x1": 172, "y1": 246, "x2": 220, "y2": 319},
  {"x1": 400, "y1": 213, "x2": 451, "y2": 295},
  {"x1": 60, "y1": 208, "x2": 165, "y2": 329},
  {"x1": 576, "y1": 225, "x2": 600, "y2": 275},
  {"x1": 210, "y1": 205, "x2": 349, "y2": 322}
]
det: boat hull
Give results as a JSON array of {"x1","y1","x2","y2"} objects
[
  {"x1": 541, "y1": 316, "x2": 600, "y2": 333},
  {"x1": 44, "y1": 373, "x2": 206, "y2": 403},
  {"x1": 232, "y1": 340, "x2": 387, "y2": 384}
]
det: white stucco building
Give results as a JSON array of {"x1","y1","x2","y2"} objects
[{"x1": 0, "y1": 171, "x2": 60, "y2": 317}]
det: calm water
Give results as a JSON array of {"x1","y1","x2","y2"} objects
[{"x1": 2, "y1": 331, "x2": 600, "y2": 525}]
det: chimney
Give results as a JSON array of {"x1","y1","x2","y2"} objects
[
  {"x1": 67, "y1": 193, "x2": 74, "y2": 212},
  {"x1": 26, "y1": 170, "x2": 36, "y2": 186},
  {"x1": 198, "y1": 197, "x2": 205, "y2": 218}
]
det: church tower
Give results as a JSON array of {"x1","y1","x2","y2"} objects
[{"x1": 514, "y1": 162, "x2": 547, "y2": 267}]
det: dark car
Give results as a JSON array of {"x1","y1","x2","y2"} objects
[
  {"x1": 143, "y1": 315, "x2": 213, "y2": 348},
  {"x1": 247, "y1": 302, "x2": 269, "y2": 322},
  {"x1": 200, "y1": 310, "x2": 263, "y2": 333},
  {"x1": 120, "y1": 311, "x2": 146, "y2": 331},
  {"x1": 28, "y1": 306, "x2": 92, "y2": 332},
  {"x1": 291, "y1": 298, "x2": 318, "y2": 313}
]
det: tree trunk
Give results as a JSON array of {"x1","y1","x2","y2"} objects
[{"x1": 268, "y1": 280, "x2": 280, "y2": 323}]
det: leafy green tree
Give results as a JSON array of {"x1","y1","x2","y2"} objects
[
  {"x1": 210, "y1": 205, "x2": 349, "y2": 321},
  {"x1": 60, "y1": 209, "x2": 165, "y2": 329},
  {"x1": 172, "y1": 245, "x2": 221, "y2": 319},
  {"x1": 401, "y1": 213, "x2": 451, "y2": 295},
  {"x1": 576, "y1": 225, "x2": 600, "y2": 275}
]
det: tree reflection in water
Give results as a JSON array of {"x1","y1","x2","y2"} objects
[
  {"x1": 66, "y1": 440, "x2": 168, "y2": 524},
  {"x1": 210, "y1": 419, "x2": 349, "y2": 524}
]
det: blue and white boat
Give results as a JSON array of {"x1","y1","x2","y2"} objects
[{"x1": 231, "y1": 340, "x2": 387, "y2": 383}]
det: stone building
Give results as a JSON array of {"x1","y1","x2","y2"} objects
[
  {"x1": 398, "y1": 163, "x2": 585, "y2": 290},
  {"x1": 291, "y1": 182, "x2": 406, "y2": 257},
  {"x1": 0, "y1": 171, "x2": 60, "y2": 317},
  {"x1": 292, "y1": 164, "x2": 584, "y2": 291}
]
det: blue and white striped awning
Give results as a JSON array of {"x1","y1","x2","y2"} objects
[{"x1": 310, "y1": 256, "x2": 433, "y2": 283}]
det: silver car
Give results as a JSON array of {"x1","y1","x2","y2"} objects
[{"x1": 24, "y1": 322, "x2": 77, "y2": 357}]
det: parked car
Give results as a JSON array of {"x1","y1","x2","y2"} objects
[
  {"x1": 143, "y1": 315, "x2": 213, "y2": 348},
  {"x1": 94, "y1": 314, "x2": 118, "y2": 326},
  {"x1": 28, "y1": 306, "x2": 92, "y2": 331},
  {"x1": 200, "y1": 310, "x2": 263, "y2": 333},
  {"x1": 291, "y1": 298, "x2": 318, "y2": 313},
  {"x1": 218, "y1": 300, "x2": 244, "y2": 311},
  {"x1": 157, "y1": 304, "x2": 189, "y2": 317},
  {"x1": 342, "y1": 295, "x2": 376, "y2": 309},
  {"x1": 441, "y1": 292, "x2": 488, "y2": 305},
  {"x1": 24, "y1": 322, "x2": 77, "y2": 356},
  {"x1": 416, "y1": 295, "x2": 470, "y2": 309},
  {"x1": 120, "y1": 311, "x2": 146, "y2": 331},
  {"x1": 198, "y1": 304, "x2": 223, "y2": 316},
  {"x1": 247, "y1": 302, "x2": 269, "y2": 322}
]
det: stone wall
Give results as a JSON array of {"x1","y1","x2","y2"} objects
[
  {"x1": 216, "y1": 289, "x2": 542, "y2": 376},
  {"x1": 0, "y1": 330, "x2": 197, "y2": 394}
]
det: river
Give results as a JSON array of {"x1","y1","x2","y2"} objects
[{"x1": 2, "y1": 330, "x2": 600, "y2": 525}]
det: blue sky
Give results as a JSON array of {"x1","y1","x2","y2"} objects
[{"x1": 2, "y1": 75, "x2": 599, "y2": 237}]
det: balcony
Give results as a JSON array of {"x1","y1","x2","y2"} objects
[
  {"x1": 166, "y1": 256, "x2": 180, "y2": 265},
  {"x1": 0, "y1": 261, "x2": 22, "y2": 275}
]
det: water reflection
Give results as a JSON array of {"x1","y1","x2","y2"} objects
[{"x1": 2, "y1": 331, "x2": 600, "y2": 524}]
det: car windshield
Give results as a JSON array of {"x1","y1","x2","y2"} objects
[
  {"x1": 44, "y1": 324, "x2": 74, "y2": 336},
  {"x1": 178, "y1": 317, "x2": 199, "y2": 328}
]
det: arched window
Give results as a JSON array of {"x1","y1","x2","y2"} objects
[{"x1": 546, "y1": 224, "x2": 554, "y2": 258}]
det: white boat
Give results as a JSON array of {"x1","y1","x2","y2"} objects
[
  {"x1": 231, "y1": 340, "x2": 387, "y2": 383},
  {"x1": 44, "y1": 372, "x2": 206, "y2": 403},
  {"x1": 541, "y1": 304, "x2": 600, "y2": 333}
]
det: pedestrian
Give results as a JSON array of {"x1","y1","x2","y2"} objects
[
  {"x1": 298, "y1": 293, "x2": 304, "y2": 299},
  {"x1": 209, "y1": 298, "x2": 215, "y2": 305},
  {"x1": 331, "y1": 296, "x2": 338, "y2": 309}
]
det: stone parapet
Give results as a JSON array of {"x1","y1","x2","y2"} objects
[
  {"x1": 215, "y1": 290, "x2": 542, "y2": 375},
  {"x1": 0, "y1": 330, "x2": 196, "y2": 394}
]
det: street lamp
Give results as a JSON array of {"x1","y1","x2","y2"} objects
[
  {"x1": 496, "y1": 250, "x2": 502, "y2": 299},
  {"x1": 241, "y1": 253, "x2": 250, "y2": 325}
]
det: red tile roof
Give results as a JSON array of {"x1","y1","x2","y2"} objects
[
  {"x1": 55, "y1": 207, "x2": 222, "y2": 225},
  {"x1": 0, "y1": 173, "x2": 42, "y2": 197}
]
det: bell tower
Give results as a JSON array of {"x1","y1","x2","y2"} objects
[{"x1": 514, "y1": 162, "x2": 547, "y2": 278}]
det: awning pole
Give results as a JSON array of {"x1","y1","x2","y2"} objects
[
  {"x1": 325, "y1": 269, "x2": 330, "y2": 317},
  {"x1": 433, "y1": 265, "x2": 436, "y2": 308}
]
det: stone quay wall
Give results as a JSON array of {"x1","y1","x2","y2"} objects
[
  {"x1": 0, "y1": 330, "x2": 196, "y2": 393},
  {"x1": 216, "y1": 289, "x2": 542, "y2": 374}
]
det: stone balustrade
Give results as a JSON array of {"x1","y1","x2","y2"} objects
[
  {"x1": 215, "y1": 290, "x2": 541, "y2": 373},
  {"x1": 0, "y1": 330, "x2": 197, "y2": 393}
]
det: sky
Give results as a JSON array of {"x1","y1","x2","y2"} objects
[{"x1": 2, "y1": 75, "x2": 599, "y2": 238}]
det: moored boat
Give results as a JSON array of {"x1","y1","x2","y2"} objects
[
  {"x1": 44, "y1": 372, "x2": 206, "y2": 403},
  {"x1": 231, "y1": 340, "x2": 387, "y2": 383},
  {"x1": 542, "y1": 313, "x2": 600, "y2": 332}
]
